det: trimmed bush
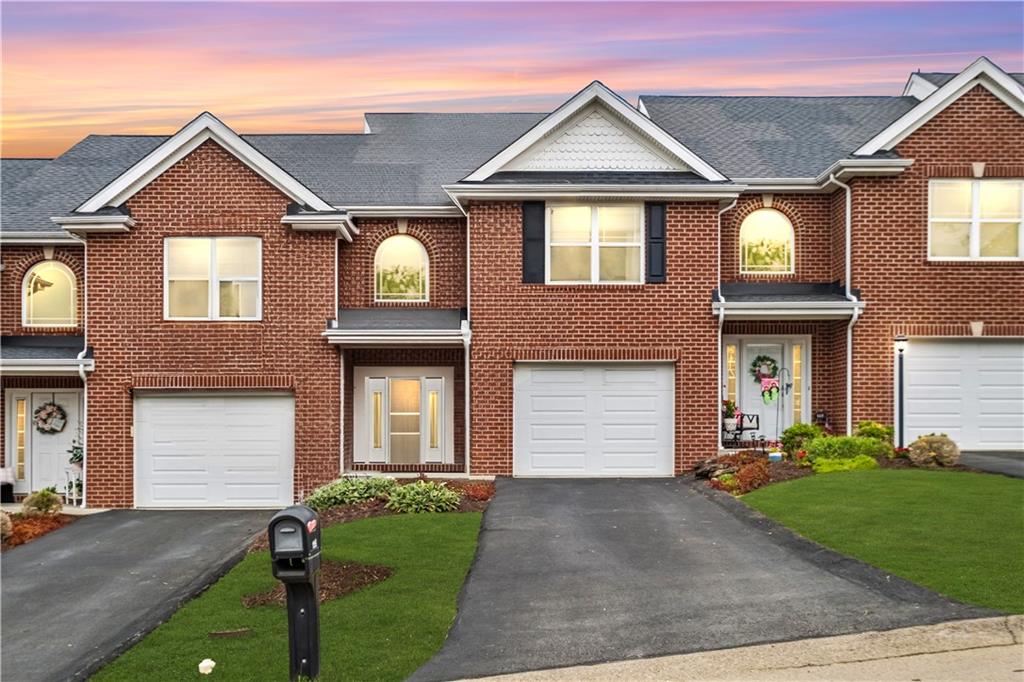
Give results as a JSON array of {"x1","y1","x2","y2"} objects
[
  {"x1": 735, "y1": 459, "x2": 772, "y2": 494},
  {"x1": 908, "y1": 434, "x2": 960, "y2": 467},
  {"x1": 22, "y1": 487, "x2": 62, "y2": 516},
  {"x1": 805, "y1": 436, "x2": 891, "y2": 462},
  {"x1": 780, "y1": 423, "x2": 824, "y2": 456},
  {"x1": 385, "y1": 481, "x2": 460, "y2": 513},
  {"x1": 854, "y1": 420, "x2": 894, "y2": 444},
  {"x1": 812, "y1": 454, "x2": 879, "y2": 474},
  {"x1": 0, "y1": 510, "x2": 11, "y2": 541},
  {"x1": 305, "y1": 477, "x2": 397, "y2": 511}
]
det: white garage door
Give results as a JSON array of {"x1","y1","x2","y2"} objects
[
  {"x1": 135, "y1": 393, "x2": 294, "y2": 508},
  {"x1": 905, "y1": 339, "x2": 1024, "y2": 451},
  {"x1": 513, "y1": 363, "x2": 675, "y2": 476}
]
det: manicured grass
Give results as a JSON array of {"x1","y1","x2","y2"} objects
[
  {"x1": 94, "y1": 513, "x2": 481, "y2": 681},
  {"x1": 743, "y1": 469, "x2": 1024, "y2": 613}
]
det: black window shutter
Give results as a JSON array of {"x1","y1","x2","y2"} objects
[
  {"x1": 522, "y1": 201, "x2": 546, "y2": 283},
  {"x1": 646, "y1": 202, "x2": 667, "y2": 283}
]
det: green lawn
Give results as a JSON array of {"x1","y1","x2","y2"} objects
[
  {"x1": 743, "y1": 469, "x2": 1024, "y2": 613},
  {"x1": 94, "y1": 512, "x2": 481, "y2": 681}
]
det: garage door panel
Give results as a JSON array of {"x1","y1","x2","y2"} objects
[
  {"x1": 515, "y1": 363, "x2": 674, "y2": 477},
  {"x1": 136, "y1": 394, "x2": 294, "y2": 508},
  {"x1": 905, "y1": 340, "x2": 1024, "y2": 451}
]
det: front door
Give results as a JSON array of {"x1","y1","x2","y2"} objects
[
  {"x1": 723, "y1": 337, "x2": 810, "y2": 442},
  {"x1": 6, "y1": 389, "x2": 82, "y2": 494}
]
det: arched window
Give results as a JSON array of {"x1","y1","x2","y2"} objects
[
  {"x1": 23, "y1": 261, "x2": 77, "y2": 327},
  {"x1": 374, "y1": 235, "x2": 428, "y2": 301},
  {"x1": 740, "y1": 208, "x2": 794, "y2": 274}
]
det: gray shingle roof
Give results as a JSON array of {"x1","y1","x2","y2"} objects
[
  {"x1": 336, "y1": 307, "x2": 465, "y2": 331},
  {"x1": 0, "y1": 335, "x2": 93, "y2": 360},
  {"x1": 639, "y1": 96, "x2": 919, "y2": 178},
  {"x1": 917, "y1": 72, "x2": 1024, "y2": 87},
  {"x1": 714, "y1": 282, "x2": 861, "y2": 303}
]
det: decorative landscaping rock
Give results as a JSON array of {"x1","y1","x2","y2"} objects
[
  {"x1": 908, "y1": 434, "x2": 960, "y2": 467},
  {"x1": 694, "y1": 458, "x2": 736, "y2": 480}
]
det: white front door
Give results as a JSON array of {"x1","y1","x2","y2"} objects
[
  {"x1": 723, "y1": 337, "x2": 810, "y2": 441},
  {"x1": 513, "y1": 362, "x2": 675, "y2": 477},
  {"x1": 5, "y1": 389, "x2": 82, "y2": 494}
]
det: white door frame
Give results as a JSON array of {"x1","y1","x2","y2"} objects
[
  {"x1": 352, "y1": 366, "x2": 456, "y2": 465},
  {"x1": 5, "y1": 388, "x2": 83, "y2": 494},
  {"x1": 721, "y1": 335, "x2": 812, "y2": 431}
]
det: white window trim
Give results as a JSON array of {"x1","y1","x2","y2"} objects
[
  {"x1": 927, "y1": 179, "x2": 1024, "y2": 262},
  {"x1": 163, "y1": 237, "x2": 263, "y2": 321},
  {"x1": 22, "y1": 260, "x2": 77, "y2": 328},
  {"x1": 352, "y1": 366, "x2": 455, "y2": 465},
  {"x1": 373, "y1": 235, "x2": 430, "y2": 303},
  {"x1": 544, "y1": 203, "x2": 645, "y2": 285},
  {"x1": 738, "y1": 208, "x2": 796, "y2": 276}
]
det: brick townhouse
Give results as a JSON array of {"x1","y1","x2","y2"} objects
[{"x1": 1, "y1": 57, "x2": 1021, "y2": 508}]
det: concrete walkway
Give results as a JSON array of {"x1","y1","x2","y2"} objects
[
  {"x1": 412, "y1": 479, "x2": 990, "y2": 681},
  {"x1": 961, "y1": 451, "x2": 1024, "y2": 479},
  {"x1": 475, "y1": 616, "x2": 1024, "y2": 681},
  {"x1": 2, "y1": 509, "x2": 268, "y2": 681}
]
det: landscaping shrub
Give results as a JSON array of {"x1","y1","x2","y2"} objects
[
  {"x1": 0, "y1": 511, "x2": 11, "y2": 541},
  {"x1": 735, "y1": 459, "x2": 772, "y2": 494},
  {"x1": 709, "y1": 473, "x2": 739, "y2": 493},
  {"x1": 22, "y1": 487, "x2": 62, "y2": 516},
  {"x1": 305, "y1": 477, "x2": 397, "y2": 511},
  {"x1": 385, "y1": 481, "x2": 460, "y2": 513},
  {"x1": 812, "y1": 454, "x2": 879, "y2": 474},
  {"x1": 854, "y1": 420, "x2": 894, "y2": 444},
  {"x1": 805, "y1": 436, "x2": 891, "y2": 462},
  {"x1": 908, "y1": 433, "x2": 960, "y2": 467},
  {"x1": 780, "y1": 423, "x2": 823, "y2": 456},
  {"x1": 457, "y1": 482, "x2": 495, "y2": 502}
]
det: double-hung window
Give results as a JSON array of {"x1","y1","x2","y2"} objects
[
  {"x1": 547, "y1": 205, "x2": 643, "y2": 283},
  {"x1": 165, "y1": 237, "x2": 262, "y2": 320},
  {"x1": 929, "y1": 180, "x2": 1023, "y2": 260}
]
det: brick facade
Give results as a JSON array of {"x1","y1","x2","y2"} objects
[
  {"x1": 849, "y1": 86, "x2": 1024, "y2": 426},
  {"x1": 0, "y1": 245, "x2": 85, "y2": 335},
  {"x1": 340, "y1": 218, "x2": 466, "y2": 308},
  {"x1": 467, "y1": 200, "x2": 721, "y2": 475},
  {"x1": 81, "y1": 141, "x2": 341, "y2": 507}
]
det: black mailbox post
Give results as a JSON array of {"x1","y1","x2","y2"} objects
[{"x1": 269, "y1": 505, "x2": 322, "y2": 681}]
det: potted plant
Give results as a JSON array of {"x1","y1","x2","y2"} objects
[
  {"x1": 67, "y1": 429, "x2": 84, "y2": 472},
  {"x1": 721, "y1": 400, "x2": 741, "y2": 432}
]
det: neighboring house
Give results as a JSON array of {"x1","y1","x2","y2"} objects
[{"x1": 1, "y1": 57, "x2": 1021, "y2": 508}]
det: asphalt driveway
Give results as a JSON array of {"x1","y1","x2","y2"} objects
[
  {"x1": 413, "y1": 478, "x2": 990, "y2": 681},
  {"x1": 961, "y1": 451, "x2": 1024, "y2": 478},
  {"x1": 2, "y1": 509, "x2": 268, "y2": 681}
]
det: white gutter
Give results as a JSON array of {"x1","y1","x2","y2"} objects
[
  {"x1": 0, "y1": 360, "x2": 97, "y2": 375},
  {"x1": 52, "y1": 214, "x2": 135, "y2": 234},
  {"x1": 322, "y1": 328, "x2": 469, "y2": 347},
  {"x1": 0, "y1": 234, "x2": 81, "y2": 245},
  {"x1": 715, "y1": 199, "x2": 737, "y2": 452},
  {"x1": 281, "y1": 214, "x2": 356, "y2": 242},
  {"x1": 343, "y1": 205, "x2": 464, "y2": 218},
  {"x1": 444, "y1": 183, "x2": 745, "y2": 205}
]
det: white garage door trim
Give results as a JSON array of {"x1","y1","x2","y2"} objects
[
  {"x1": 513, "y1": 362, "x2": 675, "y2": 477},
  {"x1": 134, "y1": 391, "x2": 295, "y2": 508},
  {"x1": 900, "y1": 338, "x2": 1024, "y2": 451}
]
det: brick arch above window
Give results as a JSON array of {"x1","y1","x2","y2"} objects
[
  {"x1": 6, "y1": 247, "x2": 85, "y2": 333},
  {"x1": 373, "y1": 232, "x2": 430, "y2": 303}
]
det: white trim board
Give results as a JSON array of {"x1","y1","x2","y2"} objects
[
  {"x1": 464, "y1": 81, "x2": 727, "y2": 182},
  {"x1": 856, "y1": 57, "x2": 1024, "y2": 156},
  {"x1": 77, "y1": 112, "x2": 334, "y2": 213}
]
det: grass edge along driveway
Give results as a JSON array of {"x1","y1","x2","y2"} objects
[
  {"x1": 94, "y1": 512, "x2": 482, "y2": 681},
  {"x1": 743, "y1": 469, "x2": 1024, "y2": 614}
]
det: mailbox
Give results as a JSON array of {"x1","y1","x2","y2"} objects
[
  {"x1": 268, "y1": 505, "x2": 322, "y2": 681},
  {"x1": 269, "y1": 505, "x2": 321, "y2": 582}
]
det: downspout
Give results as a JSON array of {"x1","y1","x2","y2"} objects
[
  {"x1": 716, "y1": 199, "x2": 738, "y2": 450},
  {"x1": 828, "y1": 174, "x2": 859, "y2": 435},
  {"x1": 68, "y1": 233, "x2": 89, "y2": 507},
  {"x1": 463, "y1": 208, "x2": 472, "y2": 475}
]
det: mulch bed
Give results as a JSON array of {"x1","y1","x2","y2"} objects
[
  {"x1": 1, "y1": 513, "x2": 77, "y2": 551},
  {"x1": 247, "y1": 479, "x2": 495, "y2": 553},
  {"x1": 241, "y1": 560, "x2": 393, "y2": 608},
  {"x1": 768, "y1": 459, "x2": 815, "y2": 483},
  {"x1": 876, "y1": 456, "x2": 980, "y2": 474}
]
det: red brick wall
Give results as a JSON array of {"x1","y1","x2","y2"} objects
[
  {"x1": 721, "y1": 194, "x2": 834, "y2": 282},
  {"x1": 340, "y1": 218, "x2": 466, "y2": 308},
  {"x1": 342, "y1": 348, "x2": 465, "y2": 471},
  {"x1": 850, "y1": 85, "x2": 1024, "y2": 426},
  {"x1": 83, "y1": 140, "x2": 341, "y2": 507},
  {"x1": 0, "y1": 245, "x2": 85, "y2": 335},
  {"x1": 467, "y1": 200, "x2": 721, "y2": 474}
]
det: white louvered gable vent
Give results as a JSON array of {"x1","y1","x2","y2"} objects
[{"x1": 508, "y1": 107, "x2": 686, "y2": 172}]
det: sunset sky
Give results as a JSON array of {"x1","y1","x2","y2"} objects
[{"x1": 2, "y1": 1, "x2": 1021, "y2": 158}]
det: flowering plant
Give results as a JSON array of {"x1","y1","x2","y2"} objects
[{"x1": 721, "y1": 400, "x2": 741, "y2": 419}]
